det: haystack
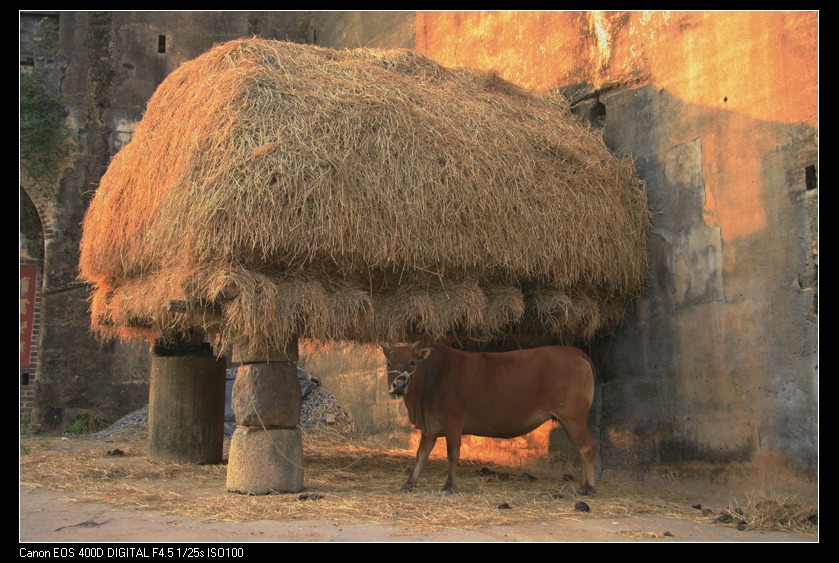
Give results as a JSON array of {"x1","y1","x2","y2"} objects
[{"x1": 79, "y1": 38, "x2": 650, "y2": 355}]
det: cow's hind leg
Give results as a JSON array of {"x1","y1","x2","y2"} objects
[
  {"x1": 404, "y1": 434, "x2": 437, "y2": 491},
  {"x1": 560, "y1": 418, "x2": 596, "y2": 496},
  {"x1": 441, "y1": 432, "x2": 462, "y2": 495}
]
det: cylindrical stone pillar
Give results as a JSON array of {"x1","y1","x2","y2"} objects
[
  {"x1": 148, "y1": 341, "x2": 227, "y2": 464},
  {"x1": 226, "y1": 338, "x2": 304, "y2": 494}
]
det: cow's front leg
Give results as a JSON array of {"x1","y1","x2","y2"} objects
[
  {"x1": 441, "y1": 432, "x2": 462, "y2": 495},
  {"x1": 404, "y1": 433, "x2": 437, "y2": 491}
]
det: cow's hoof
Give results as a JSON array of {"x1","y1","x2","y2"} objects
[
  {"x1": 440, "y1": 488, "x2": 454, "y2": 496},
  {"x1": 578, "y1": 484, "x2": 595, "y2": 496},
  {"x1": 401, "y1": 483, "x2": 415, "y2": 492}
]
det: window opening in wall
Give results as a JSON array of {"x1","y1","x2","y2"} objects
[
  {"x1": 158, "y1": 35, "x2": 167, "y2": 54},
  {"x1": 21, "y1": 373, "x2": 30, "y2": 386},
  {"x1": 805, "y1": 165, "x2": 817, "y2": 191}
]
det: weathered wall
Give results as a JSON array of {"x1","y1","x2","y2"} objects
[
  {"x1": 415, "y1": 11, "x2": 818, "y2": 499},
  {"x1": 310, "y1": 11, "x2": 415, "y2": 49}
]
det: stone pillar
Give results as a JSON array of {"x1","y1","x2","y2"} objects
[
  {"x1": 148, "y1": 340, "x2": 226, "y2": 464},
  {"x1": 226, "y1": 338, "x2": 304, "y2": 494}
]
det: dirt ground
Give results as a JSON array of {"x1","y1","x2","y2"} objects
[
  {"x1": 19, "y1": 431, "x2": 818, "y2": 544},
  {"x1": 19, "y1": 485, "x2": 816, "y2": 543}
]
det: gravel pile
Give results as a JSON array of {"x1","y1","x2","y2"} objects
[
  {"x1": 90, "y1": 367, "x2": 354, "y2": 440},
  {"x1": 299, "y1": 384, "x2": 354, "y2": 431},
  {"x1": 88, "y1": 405, "x2": 151, "y2": 440}
]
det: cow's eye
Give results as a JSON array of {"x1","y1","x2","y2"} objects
[
  {"x1": 386, "y1": 362, "x2": 391, "y2": 369},
  {"x1": 409, "y1": 360, "x2": 415, "y2": 369}
]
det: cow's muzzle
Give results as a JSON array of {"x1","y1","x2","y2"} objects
[{"x1": 388, "y1": 370, "x2": 411, "y2": 398}]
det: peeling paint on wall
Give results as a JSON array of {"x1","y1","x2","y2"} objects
[
  {"x1": 111, "y1": 118, "x2": 137, "y2": 152},
  {"x1": 588, "y1": 11, "x2": 612, "y2": 72}
]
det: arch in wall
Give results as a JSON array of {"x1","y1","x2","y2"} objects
[{"x1": 20, "y1": 186, "x2": 44, "y2": 427}]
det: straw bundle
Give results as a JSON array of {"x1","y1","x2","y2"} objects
[{"x1": 79, "y1": 38, "x2": 650, "y2": 354}]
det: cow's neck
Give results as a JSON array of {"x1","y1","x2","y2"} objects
[
  {"x1": 402, "y1": 370, "x2": 422, "y2": 428},
  {"x1": 402, "y1": 345, "x2": 449, "y2": 432}
]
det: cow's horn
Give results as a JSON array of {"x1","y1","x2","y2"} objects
[
  {"x1": 411, "y1": 340, "x2": 421, "y2": 349},
  {"x1": 380, "y1": 342, "x2": 391, "y2": 351}
]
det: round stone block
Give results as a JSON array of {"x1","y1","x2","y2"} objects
[
  {"x1": 226, "y1": 427, "x2": 304, "y2": 494},
  {"x1": 231, "y1": 363, "x2": 301, "y2": 427}
]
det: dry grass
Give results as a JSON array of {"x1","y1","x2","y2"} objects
[
  {"x1": 716, "y1": 494, "x2": 819, "y2": 534},
  {"x1": 19, "y1": 427, "x2": 816, "y2": 536},
  {"x1": 78, "y1": 38, "x2": 651, "y2": 354}
]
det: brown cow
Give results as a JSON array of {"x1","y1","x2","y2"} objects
[{"x1": 381, "y1": 341, "x2": 597, "y2": 495}]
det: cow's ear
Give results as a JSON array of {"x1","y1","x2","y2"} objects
[{"x1": 417, "y1": 347, "x2": 433, "y2": 362}]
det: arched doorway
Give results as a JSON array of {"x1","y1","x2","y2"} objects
[{"x1": 20, "y1": 186, "x2": 44, "y2": 429}]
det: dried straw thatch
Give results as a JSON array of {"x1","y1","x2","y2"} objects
[{"x1": 79, "y1": 38, "x2": 650, "y2": 354}]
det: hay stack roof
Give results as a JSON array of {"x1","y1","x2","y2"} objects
[{"x1": 79, "y1": 38, "x2": 650, "y2": 354}]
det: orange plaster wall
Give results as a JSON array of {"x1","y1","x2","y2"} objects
[
  {"x1": 699, "y1": 119, "x2": 773, "y2": 244},
  {"x1": 416, "y1": 11, "x2": 589, "y2": 91},
  {"x1": 635, "y1": 11, "x2": 818, "y2": 128},
  {"x1": 416, "y1": 11, "x2": 817, "y2": 126},
  {"x1": 416, "y1": 10, "x2": 818, "y2": 244}
]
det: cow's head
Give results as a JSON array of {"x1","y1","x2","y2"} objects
[{"x1": 380, "y1": 341, "x2": 433, "y2": 398}]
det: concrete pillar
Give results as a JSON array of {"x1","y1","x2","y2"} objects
[
  {"x1": 226, "y1": 338, "x2": 304, "y2": 494},
  {"x1": 148, "y1": 340, "x2": 226, "y2": 464}
]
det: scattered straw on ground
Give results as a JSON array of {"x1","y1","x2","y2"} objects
[
  {"x1": 716, "y1": 493, "x2": 819, "y2": 535},
  {"x1": 20, "y1": 428, "x2": 816, "y2": 536}
]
